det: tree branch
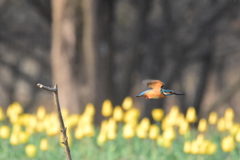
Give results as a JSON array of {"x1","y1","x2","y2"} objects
[{"x1": 37, "y1": 83, "x2": 72, "y2": 160}]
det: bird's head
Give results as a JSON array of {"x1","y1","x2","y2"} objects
[{"x1": 162, "y1": 89, "x2": 185, "y2": 96}]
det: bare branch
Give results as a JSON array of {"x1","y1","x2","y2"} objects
[{"x1": 37, "y1": 83, "x2": 72, "y2": 160}]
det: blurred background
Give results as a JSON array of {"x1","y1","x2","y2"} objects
[{"x1": 1, "y1": 0, "x2": 240, "y2": 123}]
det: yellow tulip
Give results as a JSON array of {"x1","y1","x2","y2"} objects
[
  {"x1": 195, "y1": 134, "x2": 204, "y2": 145},
  {"x1": 221, "y1": 135, "x2": 235, "y2": 152},
  {"x1": 40, "y1": 138, "x2": 49, "y2": 151},
  {"x1": 19, "y1": 132, "x2": 29, "y2": 144},
  {"x1": 122, "y1": 96, "x2": 133, "y2": 110},
  {"x1": 183, "y1": 141, "x2": 191, "y2": 153},
  {"x1": 9, "y1": 114, "x2": 19, "y2": 124},
  {"x1": 0, "y1": 107, "x2": 5, "y2": 121},
  {"x1": 84, "y1": 103, "x2": 95, "y2": 116},
  {"x1": 199, "y1": 140, "x2": 209, "y2": 154},
  {"x1": 162, "y1": 127, "x2": 176, "y2": 141},
  {"x1": 168, "y1": 106, "x2": 180, "y2": 118},
  {"x1": 0, "y1": 125, "x2": 10, "y2": 139},
  {"x1": 136, "y1": 125, "x2": 148, "y2": 139},
  {"x1": 217, "y1": 118, "x2": 225, "y2": 132},
  {"x1": 36, "y1": 106, "x2": 46, "y2": 120},
  {"x1": 25, "y1": 144, "x2": 37, "y2": 158},
  {"x1": 149, "y1": 124, "x2": 160, "y2": 140},
  {"x1": 10, "y1": 133, "x2": 19, "y2": 146},
  {"x1": 66, "y1": 114, "x2": 79, "y2": 129},
  {"x1": 190, "y1": 140, "x2": 200, "y2": 154},
  {"x1": 113, "y1": 106, "x2": 124, "y2": 122},
  {"x1": 175, "y1": 113, "x2": 185, "y2": 126},
  {"x1": 207, "y1": 142, "x2": 217, "y2": 155},
  {"x1": 124, "y1": 108, "x2": 140, "y2": 123},
  {"x1": 100, "y1": 120, "x2": 108, "y2": 133},
  {"x1": 208, "y1": 112, "x2": 218, "y2": 125},
  {"x1": 107, "y1": 129, "x2": 117, "y2": 140},
  {"x1": 224, "y1": 108, "x2": 234, "y2": 121},
  {"x1": 102, "y1": 99, "x2": 113, "y2": 117},
  {"x1": 12, "y1": 124, "x2": 22, "y2": 133},
  {"x1": 225, "y1": 119, "x2": 233, "y2": 130},
  {"x1": 74, "y1": 127, "x2": 84, "y2": 140},
  {"x1": 36, "y1": 122, "x2": 45, "y2": 133},
  {"x1": 157, "y1": 135, "x2": 172, "y2": 148},
  {"x1": 178, "y1": 120, "x2": 190, "y2": 135},
  {"x1": 151, "y1": 108, "x2": 164, "y2": 121},
  {"x1": 230, "y1": 124, "x2": 239, "y2": 135},
  {"x1": 108, "y1": 118, "x2": 117, "y2": 132},
  {"x1": 198, "y1": 118, "x2": 208, "y2": 132},
  {"x1": 235, "y1": 129, "x2": 240, "y2": 142},
  {"x1": 83, "y1": 123, "x2": 95, "y2": 137},
  {"x1": 186, "y1": 107, "x2": 197, "y2": 123},
  {"x1": 139, "y1": 118, "x2": 150, "y2": 131},
  {"x1": 97, "y1": 132, "x2": 107, "y2": 146},
  {"x1": 122, "y1": 123, "x2": 135, "y2": 139},
  {"x1": 163, "y1": 139, "x2": 172, "y2": 148},
  {"x1": 8, "y1": 102, "x2": 23, "y2": 116}
]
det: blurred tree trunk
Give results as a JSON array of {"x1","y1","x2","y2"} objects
[
  {"x1": 79, "y1": 0, "x2": 97, "y2": 110},
  {"x1": 51, "y1": 0, "x2": 80, "y2": 113},
  {"x1": 80, "y1": 0, "x2": 115, "y2": 123}
]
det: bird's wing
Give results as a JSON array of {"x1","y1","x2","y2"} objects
[{"x1": 143, "y1": 80, "x2": 165, "y2": 89}]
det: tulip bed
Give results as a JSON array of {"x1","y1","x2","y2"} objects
[{"x1": 0, "y1": 97, "x2": 240, "y2": 160}]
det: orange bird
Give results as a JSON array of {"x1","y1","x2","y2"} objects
[{"x1": 136, "y1": 80, "x2": 184, "y2": 99}]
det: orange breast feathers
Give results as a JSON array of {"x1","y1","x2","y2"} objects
[{"x1": 144, "y1": 89, "x2": 166, "y2": 99}]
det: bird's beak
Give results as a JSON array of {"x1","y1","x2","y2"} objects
[{"x1": 173, "y1": 92, "x2": 185, "y2": 95}]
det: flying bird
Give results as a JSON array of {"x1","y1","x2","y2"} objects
[{"x1": 136, "y1": 80, "x2": 184, "y2": 99}]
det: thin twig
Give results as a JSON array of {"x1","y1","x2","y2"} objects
[{"x1": 37, "y1": 83, "x2": 72, "y2": 160}]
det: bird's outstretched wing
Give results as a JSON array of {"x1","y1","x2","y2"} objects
[{"x1": 143, "y1": 80, "x2": 165, "y2": 90}]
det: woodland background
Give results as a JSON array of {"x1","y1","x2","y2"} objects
[{"x1": 0, "y1": 0, "x2": 240, "y2": 123}]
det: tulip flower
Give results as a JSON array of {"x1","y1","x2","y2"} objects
[
  {"x1": 224, "y1": 108, "x2": 234, "y2": 121},
  {"x1": 221, "y1": 135, "x2": 235, "y2": 152},
  {"x1": 74, "y1": 127, "x2": 84, "y2": 140},
  {"x1": 183, "y1": 141, "x2": 191, "y2": 153},
  {"x1": 162, "y1": 127, "x2": 176, "y2": 141},
  {"x1": 217, "y1": 118, "x2": 225, "y2": 132},
  {"x1": 124, "y1": 108, "x2": 140, "y2": 123},
  {"x1": 149, "y1": 124, "x2": 160, "y2": 140},
  {"x1": 97, "y1": 132, "x2": 107, "y2": 146},
  {"x1": 40, "y1": 138, "x2": 49, "y2": 151},
  {"x1": 235, "y1": 130, "x2": 240, "y2": 142},
  {"x1": 136, "y1": 125, "x2": 148, "y2": 139},
  {"x1": 0, "y1": 125, "x2": 10, "y2": 139},
  {"x1": 25, "y1": 144, "x2": 37, "y2": 158},
  {"x1": 122, "y1": 123, "x2": 135, "y2": 139},
  {"x1": 10, "y1": 133, "x2": 19, "y2": 146},
  {"x1": 84, "y1": 103, "x2": 95, "y2": 116},
  {"x1": 151, "y1": 108, "x2": 164, "y2": 121},
  {"x1": 102, "y1": 99, "x2": 113, "y2": 117},
  {"x1": 198, "y1": 118, "x2": 208, "y2": 132},
  {"x1": 113, "y1": 106, "x2": 124, "y2": 122},
  {"x1": 186, "y1": 107, "x2": 197, "y2": 123},
  {"x1": 208, "y1": 112, "x2": 218, "y2": 125},
  {"x1": 36, "y1": 106, "x2": 46, "y2": 120},
  {"x1": 178, "y1": 120, "x2": 190, "y2": 135},
  {"x1": 19, "y1": 132, "x2": 29, "y2": 144},
  {"x1": 122, "y1": 96, "x2": 133, "y2": 110},
  {"x1": 139, "y1": 118, "x2": 151, "y2": 132}
]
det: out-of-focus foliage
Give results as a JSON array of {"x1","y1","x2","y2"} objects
[{"x1": 0, "y1": 98, "x2": 240, "y2": 159}]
